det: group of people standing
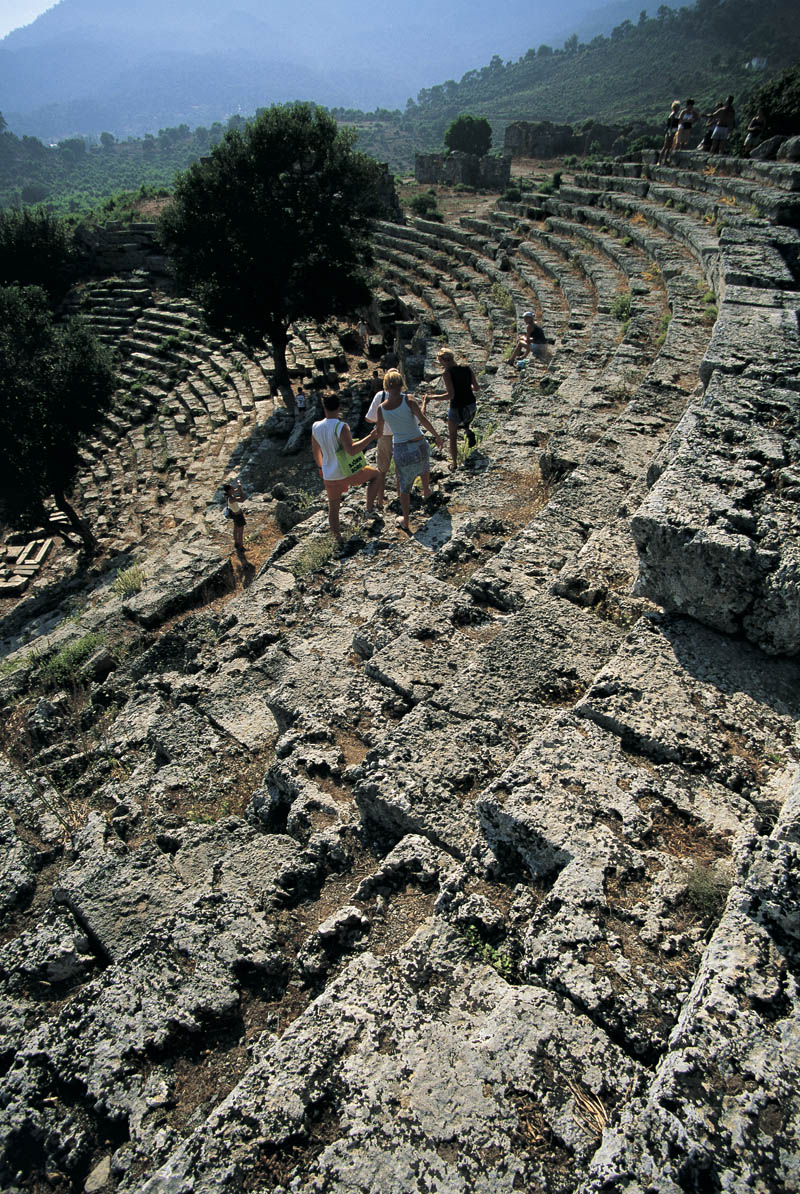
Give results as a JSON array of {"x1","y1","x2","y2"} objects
[
  {"x1": 311, "y1": 346, "x2": 480, "y2": 540},
  {"x1": 227, "y1": 308, "x2": 548, "y2": 549},
  {"x1": 658, "y1": 94, "x2": 755, "y2": 163}
]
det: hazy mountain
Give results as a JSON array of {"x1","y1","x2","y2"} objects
[{"x1": 0, "y1": 0, "x2": 679, "y2": 140}]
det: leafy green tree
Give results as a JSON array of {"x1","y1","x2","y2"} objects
[
  {"x1": 0, "y1": 286, "x2": 117, "y2": 554},
  {"x1": 443, "y1": 114, "x2": 492, "y2": 156},
  {"x1": 0, "y1": 209, "x2": 75, "y2": 301},
  {"x1": 159, "y1": 102, "x2": 385, "y2": 399}
]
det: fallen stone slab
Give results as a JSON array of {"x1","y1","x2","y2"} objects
[
  {"x1": 122, "y1": 537, "x2": 234, "y2": 628},
  {"x1": 53, "y1": 813, "x2": 292, "y2": 966},
  {"x1": 135, "y1": 920, "x2": 646, "y2": 1194},
  {"x1": 631, "y1": 374, "x2": 800, "y2": 655},
  {"x1": 574, "y1": 614, "x2": 800, "y2": 807},
  {"x1": 478, "y1": 710, "x2": 753, "y2": 1060},
  {"x1": 354, "y1": 594, "x2": 622, "y2": 856},
  {"x1": 578, "y1": 771, "x2": 800, "y2": 1194}
]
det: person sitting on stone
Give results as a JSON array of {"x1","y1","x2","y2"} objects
[
  {"x1": 744, "y1": 108, "x2": 767, "y2": 156},
  {"x1": 374, "y1": 369, "x2": 443, "y2": 534},
  {"x1": 509, "y1": 312, "x2": 547, "y2": 367},
  {"x1": 708, "y1": 95, "x2": 736, "y2": 155},
  {"x1": 311, "y1": 393, "x2": 380, "y2": 543}
]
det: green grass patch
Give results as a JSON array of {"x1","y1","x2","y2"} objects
[
  {"x1": 37, "y1": 632, "x2": 107, "y2": 690},
  {"x1": 291, "y1": 536, "x2": 338, "y2": 578},
  {"x1": 489, "y1": 283, "x2": 515, "y2": 313},
  {"x1": 610, "y1": 292, "x2": 632, "y2": 322}
]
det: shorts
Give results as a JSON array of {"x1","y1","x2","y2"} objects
[
  {"x1": 393, "y1": 439, "x2": 430, "y2": 494},
  {"x1": 448, "y1": 402, "x2": 476, "y2": 429},
  {"x1": 232, "y1": 512, "x2": 246, "y2": 528},
  {"x1": 712, "y1": 125, "x2": 730, "y2": 141},
  {"x1": 376, "y1": 433, "x2": 393, "y2": 473}
]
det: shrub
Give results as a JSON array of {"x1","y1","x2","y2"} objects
[
  {"x1": 684, "y1": 863, "x2": 730, "y2": 920},
  {"x1": 503, "y1": 185, "x2": 522, "y2": 202},
  {"x1": 37, "y1": 632, "x2": 107, "y2": 690},
  {"x1": 409, "y1": 192, "x2": 442, "y2": 220},
  {"x1": 292, "y1": 536, "x2": 337, "y2": 577},
  {"x1": 610, "y1": 292, "x2": 632, "y2": 321},
  {"x1": 489, "y1": 283, "x2": 514, "y2": 313},
  {"x1": 112, "y1": 564, "x2": 145, "y2": 597}
]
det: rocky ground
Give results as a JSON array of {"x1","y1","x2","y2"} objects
[{"x1": 1, "y1": 153, "x2": 799, "y2": 1194}]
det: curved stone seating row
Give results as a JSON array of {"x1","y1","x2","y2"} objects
[
  {"x1": 2, "y1": 168, "x2": 796, "y2": 1193},
  {"x1": 66, "y1": 282, "x2": 374, "y2": 549},
  {"x1": 69, "y1": 293, "x2": 278, "y2": 545},
  {"x1": 556, "y1": 159, "x2": 800, "y2": 655}
]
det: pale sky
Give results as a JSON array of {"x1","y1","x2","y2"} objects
[{"x1": 0, "y1": 1, "x2": 56, "y2": 40}]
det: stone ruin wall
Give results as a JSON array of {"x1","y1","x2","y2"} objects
[
  {"x1": 415, "y1": 150, "x2": 512, "y2": 190},
  {"x1": 504, "y1": 118, "x2": 657, "y2": 160},
  {"x1": 0, "y1": 150, "x2": 799, "y2": 1194}
]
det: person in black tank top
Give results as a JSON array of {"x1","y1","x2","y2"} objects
[{"x1": 421, "y1": 347, "x2": 481, "y2": 471}]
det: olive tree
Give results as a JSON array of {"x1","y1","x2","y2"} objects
[
  {"x1": 159, "y1": 102, "x2": 386, "y2": 404},
  {"x1": 443, "y1": 114, "x2": 492, "y2": 157},
  {"x1": 0, "y1": 285, "x2": 117, "y2": 555}
]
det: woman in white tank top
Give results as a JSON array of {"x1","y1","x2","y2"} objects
[{"x1": 375, "y1": 369, "x2": 443, "y2": 534}]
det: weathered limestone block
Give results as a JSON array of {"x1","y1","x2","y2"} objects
[
  {"x1": 477, "y1": 711, "x2": 751, "y2": 1059},
  {"x1": 700, "y1": 302, "x2": 800, "y2": 385},
  {"x1": 579, "y1": 772, "x2": 800, "y2": 1194},
  {"x1": 197, "y1": 658, "x2": 280, "y2": 751},
  {"x1": 0, "y1": 906, "x2": 96, "y2": 989},
  {"x1": 0, "y1": 755, "x2": 67, "y2": 848},
  {"x1": 122, "y1": 537, "x2": 234, "y2": 628},
  {"x1": 631, "y1": 374, "x2": 800, "y2": 655},
  {"x1": 0, "y1": 807, "x2": 36, "y2": 922},
  {"x1": 574, "y1": 614, "x2": 800, "y2": 804},
  {"x1": 53, "y1": 815, "x2": 284, "y2": 972},
  {"x1": 354, "y1": 595, "x2": 622, "y2": 856},
  {"x1": 136, "y1": 920, "x2": 646, "y2": 1194}
]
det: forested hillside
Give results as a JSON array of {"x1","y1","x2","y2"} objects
[
  {"x1": 1, "y1": 0, "x2": 798, "y2": 212},
  {"x1": 0, "y1": 117, "x2": 236, "y2": 215},
  {"x1": 338, "y1": 0, "x2": 800, "y2": 165}
]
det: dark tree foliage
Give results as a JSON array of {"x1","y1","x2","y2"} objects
[
  {"x1": 0, "y1": 285, "x2": 117, "y2": 553},
  {"x1": 0, "y1": 209, "x2": 75, "y2": 301},
  {"x1": 159, "y1": 102, "x2": 385, "y2": 396},
  {"x1": 443, "y1": 114, "x2": 492, "y2": 156},
  {"x1": 743, "y1": 64, "x2": 800, "y2": 136}
]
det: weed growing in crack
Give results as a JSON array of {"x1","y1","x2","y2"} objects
[
  {"x1": 462, "y1": 925, "x2": 517, "y2": 981},
  {"x1": 292, "y1": 536, "x2": 338, "y2": 578},
  {"x1": 457, "y1": 421, "x2": 496, "y2": 467},
  {"x1": 37, "y1": 633, "x2": 107, "y2": 691},
  {"x1": 112, "y1": 564, "x2": 145, "y2": 598},
  {"x1": 684, "y1": 862, "x2": 730, "y2": 920}
]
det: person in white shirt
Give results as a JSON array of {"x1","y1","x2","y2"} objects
[{"x1": 311, "y1": 393, "x2": 380, "y2": 542}]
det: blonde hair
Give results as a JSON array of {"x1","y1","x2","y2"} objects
[
  {"x1": 436, "y1": 348, "x2": 456, "y2": 367},
  {"x1": 383, "y1": 369, "x2": 404, "y2": 390}
]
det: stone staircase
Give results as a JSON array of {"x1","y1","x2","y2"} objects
[{"x1": 0, "y1": 155, "x2": 798, "y2": 1194}]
